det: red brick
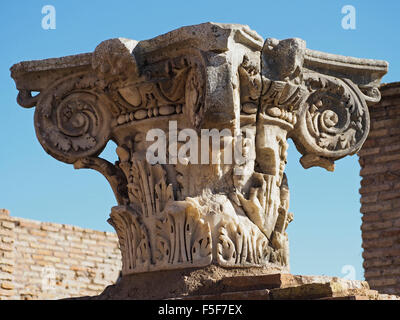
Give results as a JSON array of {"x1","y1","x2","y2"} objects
[
  {"x1": 361, "y1": 201, "x2": 392, "y2": 214},
  {"x1": 375, "y1": 97, "x2": 400, "y2": 108},
  {"x1": 379, "y1": 190, "x2": 400, "y2": 201},
  {"x1": 360, "y1": 194, "x2": 378, "y2": 204},
  {"x1": 368, "y1": 128, "x2": 389, "y2": 138},
  {"x1": 1, "y1": 281, "x2": 14, "y2": 290},
  {"x1": 359, "y1": 183, "x2": 391, "y2": 195},
  {"x1": 372, "y1": 119, "x2": 400, "y2": 130},
  {"x1": 361, "y1": 220, "x2": 393, "y2": 232},
  {"x1": 360, "y1": 164, "x2": 388, "y2": 176},
  {"x1": 358, "y1": 147, "x2": 381, "y2": 157},
  {"x1": 374, "y1": 153, "x2": 400, "y2": 164}
]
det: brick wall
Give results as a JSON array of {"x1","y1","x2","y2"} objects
[
  {"x1": 359, "y1": 82, "x2": 400, "y2": 295},
  {"x1": 0, "y1": 209, "x2": 121, "y2": 300}
]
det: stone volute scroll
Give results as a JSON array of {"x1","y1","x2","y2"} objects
[{"x1": 11, "y1": 23, "x2": 387, "y2": 282}]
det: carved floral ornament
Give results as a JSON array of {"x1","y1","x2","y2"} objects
[{"x1": 11, "y1": 23, "x2": 387, "y2": 275}]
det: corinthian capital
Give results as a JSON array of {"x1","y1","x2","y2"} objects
[{"x1": 11, "y1": 23, "x2": 387, "y2": 276}]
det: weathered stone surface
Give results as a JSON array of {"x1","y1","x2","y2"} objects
[
  {"x1": 11, "y1": 23, "x2": 387, "y2": 284},
  {"x1": 0, "y1": 210, "x2": 121, "y2": 300}
]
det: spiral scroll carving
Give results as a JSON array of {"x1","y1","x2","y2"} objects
[
  {"x1": 293, "y1": 74, "x2": 370, "y2": 160},
  {"x1": 34, "y1": 74, "x2": 113, "y2": 164}
]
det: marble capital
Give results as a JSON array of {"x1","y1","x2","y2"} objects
[{"x1": 11, "y1": 23, "x2": 388, "y2": 275}]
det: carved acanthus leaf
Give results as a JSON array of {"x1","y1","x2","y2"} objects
[
  {"x1": 108, "y1": 206, "x2": 151, "y2": 274},
  {"x1": 126, "y1": 158, "x2": 174, "y2": 217},
  {"x1": 155, "y1": 200, "x2": 212, "y2": 267},
  {"x1": 217, "y1": 220, "x2": 274, "y2": 267}
]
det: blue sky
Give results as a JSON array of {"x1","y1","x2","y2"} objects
[{"x1": 1, "y1": 1, "x2": 399, "y2": 279}]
